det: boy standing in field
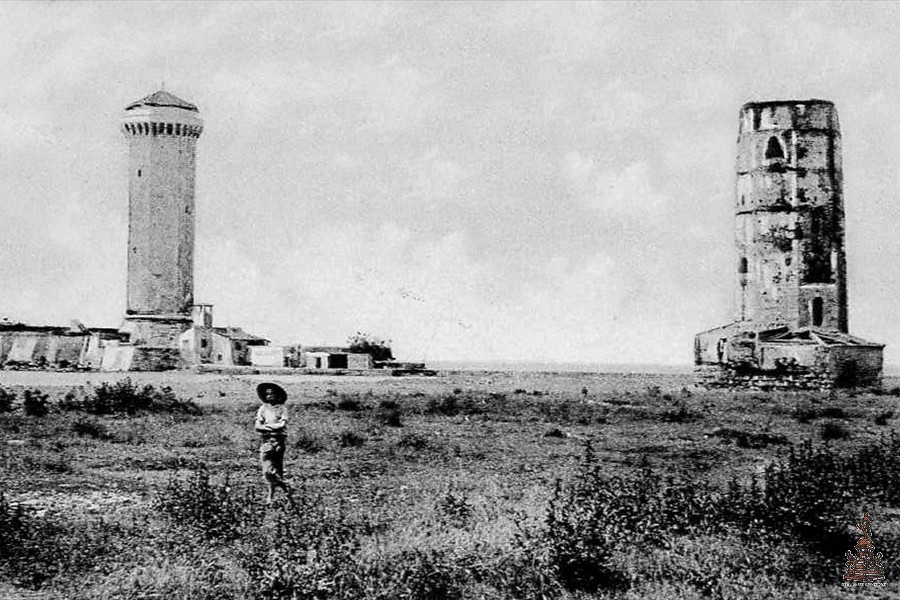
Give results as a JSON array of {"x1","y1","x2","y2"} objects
[{"x1": 255, "y1": 382, "x2": 289, "y2": 504}]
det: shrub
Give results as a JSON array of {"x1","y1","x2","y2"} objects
[
  {"x1": 339, "y1": 429, "x2": 366, "y2": 448},
  {"x1": 378, "y1": 398, "x2": 399, "y2": 410},
  {"x1": 0, "y1": 493, "x2": 124, "y2": 589},
  {"x1": 0, "y1": 387, "x2": 15, "y2": 413},
  {"x1": 71, "y1": 417, "x2": 110, "y2": 440},
  {"x1": 544, "y1": 427, "x2": 567, "y2": 438},
  {"x1": 437, "y1": 488, "x2": 473, "y2": 527},
  {"x1": 875, "y1": 410, "x2": 894, "y2": 426},
  {"x1": 397, "y1": 432, "x2": 429, "y2": 450},
  {"x1": 820, "y1": 420, "x2": 851, "y2": 441},
  {"x1": 154, "y1": 468, "x2": 262, "y2": 541},
  {"x1": 346, "y1": 332, "x2": 393, "y2": 362},
  {"x1": 380, "y1": 408, "x2": 403, "y2": 427},
  {"x1": 660, "y1": 398, "x2": 699, "y2": 423},
  {"x1": 72, "y1": 379, "x2": 201, "y2": 415},
  {"x1": 22, "y1": 389, "x2": 49, "y2": 417},
  {"x1": 294, "y1": 430, "x2": 326, "y2": 454},
  {"x1": 337, "y1": 395, "x2": 364, "y2": 412},
  {"x1": 427, "y1": 395, "x2": 460, "y2": 416}
]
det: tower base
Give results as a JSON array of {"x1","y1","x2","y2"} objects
[
  {"x1": 116, "y1": 314, "x2": 192, "y2": 371},
  {"x1": 695, "y1": 324, "x2": 884, "y2": 390}
]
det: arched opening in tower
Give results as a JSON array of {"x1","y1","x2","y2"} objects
[
  {"x1": 811, "y1": 297, "x2": 824, "y2": 327},
  {"x1": 765, "y1": 136, "x2": 785, "y2": 160}
]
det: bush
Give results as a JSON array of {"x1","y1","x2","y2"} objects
[
  {"x1": 154, "y1": 468, "x2": 262, "y2": 541},
  {"x1": 381, "y1": 409, "x2": 402, "y2": 427},
  {"x1": 397, "y1": 432, "x2": 429, "y2": 450},
  {"x1": 339, "y1": 429, "x2": 366, "y2": 448},
  {"x1": 71, "y1": 417, "x2": 111, "y2": 440},
  {"x1": 346, "y1": 332, "x2": 393, "y2": 362},
  {"x1": 294, "y1": 430, "x2": 326, "y2": 454},
  {"x1": 427, "y1": 395, "x2": 460, "y2": 416},
  {"x1": 820, "y1": 420, "x2": 850, "y2": 441},
  {"x1": 68, "y1": 379, "x2": 201, "y2": 415},
  {"x1": 437, "y1": 488, "x2": 473, "y2": 527},
  {"x1": 0, "y1": 387, "x2": 16, "y2": 413},
  {"x1": 0, "y1": 493, "x2": 124, "y2": 589},
  {"x1": 336, "y1": 395, "x2": 364, "y2": 412},
  {"x1": 875, "y1": 410, "x2": 894, "y2": 426},
  {"x1": 22, "y1": 389, "x2": 49, "y2": 417}
]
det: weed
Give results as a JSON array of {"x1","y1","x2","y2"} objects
[
  {"x1": 378, "y1": 398, "x2": 399, "y2": 410},
  {"x1": 294, "y1": 430, "x2": 326, "y2": 454},
  {"x1": 22, "y1": 389, "x2": 49, "y2": 417},
  {"x1": 427, "y1": 394, "x2": 460, "y2": 416},
  {"x1": 154, "y1": 467, "x2": 262, "y2": 540},
  {"x1": 397, "y1": 432, "x2": 429, "y2": 450},
  {"x1": 661, "y1": 398, "x2": 699, "y2": 423},
  {"x1": 437, "y1": 487, "x2": 474, "y2": 526},
  {"x1": 337, "y1": 395, "x2": 364, "y2": 412},
  {"x1": 708, "y1": 427, "x2": 788, "y2": 449},
  {"x1": 380, "y1": 408, "x2": 403, "y2": 427},
  {"x1": 0, "y1": 493, "x2": 123, "y2": 589},
  {"x1": 0, "y1": 387, "x2": 16, "y2": 413},
  {"x1": 71, "y1": 417, "x2": 110, "y2": 440},
  {"x1": 339, "y1": 429, "x2": 366, "y2": 448},
  {"x1": 820, "y1": 420, "x2": 850, "y2": 441},
  {"x1": 65, "y1": 379, "x2": 200, "y2": 415},
  {"x1": 875, "y1": 410, "x2": 894, "y2": 426}
]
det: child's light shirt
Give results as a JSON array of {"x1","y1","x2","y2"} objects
[{"x1": 256, "y1": 404, "x2": 288, "y2": 438}]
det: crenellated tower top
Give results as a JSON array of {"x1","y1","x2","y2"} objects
[{"x1": 121, "y1": 90, "x2": 203, "y2": 138}]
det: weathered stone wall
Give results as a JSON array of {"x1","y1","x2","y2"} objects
[
  {"x1": 734, "y1": 100, "x2": 847, "y2": 332},
  {"x1": 122, "y1": 105, "x2": 202, "y2": 318},
  {"x1": 128, "y1": 346, "x2": 181, "y2": 371},
  {"x1": 695, "y1": 365, "x2": 836, "y2": 391},
  {"x1": 0, "y1": 332, "x2": 93, "y2": 369},
  {"x1": 696, "y1": 343, "x2": 883, "y2": 390}
]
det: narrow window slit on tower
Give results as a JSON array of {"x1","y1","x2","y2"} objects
[
  {"x1": 811, "y1": 297, "x2": 824, "y2": 327},
  {"x1": 739, "y1": 257, "x2": 748, "y2": 274},
  {"x1": 765, "y1": 136, "x2": 784, "y2": 160}
]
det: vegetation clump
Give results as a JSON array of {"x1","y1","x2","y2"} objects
[{"x1": 63, "y1": 379, "x2": 201, "y2": 415}]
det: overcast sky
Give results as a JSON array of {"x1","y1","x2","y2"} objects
[{"x1": 3, "y1": 1, "x2": 900, "y2": 366}]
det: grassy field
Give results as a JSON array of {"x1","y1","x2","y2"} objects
[{"x1": 1, "y1": 369, "x2": 899, "y2": 599}]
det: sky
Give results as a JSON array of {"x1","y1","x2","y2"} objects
[{"x1": 2, "y1": 1, "x2": 900, "y2": 366}]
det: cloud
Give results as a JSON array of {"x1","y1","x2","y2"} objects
[{"x1": 564, "y1": 157, "x2": 668, "y2": 217}]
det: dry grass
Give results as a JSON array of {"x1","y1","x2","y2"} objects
[{"x1": 0, "y1": 370, "x2": 898, "y2": 599}]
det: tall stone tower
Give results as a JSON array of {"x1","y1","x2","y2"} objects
[
  {"x1": 696, "y1": 100, "x2": 883, "y2": 390},
  {"x1": 734, "y1": 100, "x2": 847, "y2": 332},
  {"x1": 120, "y1": 90, "x2": 203, "y2": 369}
]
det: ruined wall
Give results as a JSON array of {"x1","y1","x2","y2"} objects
[
  {"x1": 1, "y1": 332, "x2": 93, "y2": 369},
  {"x1": 734, "y1": 100, "x2": 847, "y2": 331},
  {"x1": 695, "y1": 365, "x2": 837, "y2": 391},
  {"x1": 696, "y1": 343, "x2": 883, "y2": 390}
]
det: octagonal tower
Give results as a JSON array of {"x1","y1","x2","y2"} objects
[{"x1": 120, "y1": 90, "x2": 203, "y2": 368}]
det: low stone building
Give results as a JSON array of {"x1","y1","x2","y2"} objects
[
  {"x1": 300, "y1": 346, "x2": 373, "y2": 370},
  {"x1": 0, "y1": 321, "x2": 125, "y2": 370},
  {"x1": 178, "y1": 306, "x2": 269, "y2": 367}
]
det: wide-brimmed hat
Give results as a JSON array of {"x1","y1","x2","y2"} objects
[{"x1": 257, "y1": 382, "x2": 287, "y2": 404}]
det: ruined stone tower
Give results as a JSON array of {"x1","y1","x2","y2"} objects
[
  {"x1": 119, "y1": 90, "x2": 203, "y2": 369},
  {"x1": 696, "y1": 100, "x2": 883, "y2": 389},
  {"x1": 734, "y1": 100, "x2": 847, "y2": 331}
]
